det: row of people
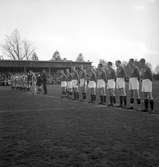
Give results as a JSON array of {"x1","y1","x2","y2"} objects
[
  {"x1": 0, "y1": 72, "x2": 12, "y2": 86},
  {"x1": 10, "y1": 70, "x2": 48, "y2": 95},
  {"x1": 60, "y1": 58, "x2": 154, "y2": 113}
]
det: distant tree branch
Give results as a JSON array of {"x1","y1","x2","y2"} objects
[{"x1": 1, "y1": 29, "x2": 36, "y2": 61}]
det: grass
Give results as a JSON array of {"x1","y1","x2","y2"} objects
[{"x1": 0, "y1": 82, "x2": 159, "y2": 167}]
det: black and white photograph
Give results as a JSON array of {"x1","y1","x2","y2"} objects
[{"x1": 0, "y1": 0, "x2": 159, "y2": 166}]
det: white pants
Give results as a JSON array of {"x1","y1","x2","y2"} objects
[
  {"x1": 88, "y1": 81, "x2": 96, "y2": 89},
  {"x1": 61, "y1": 81, "x2": 67, "y2": 87},
  {"x1": 129, "y1": 77, "x2": 139, "y2": 90},
  {"x1": 67, "y1": 81, "x2": 73, "y2": 89},
  {"x1": 107, "y1": 79, "x2": 115, "y2": 89},
  {"x1": 142, "y1": 79, "x2": 152, "y2": 93},
  {"x1": 72, "y1": 80, "x2": 78, "y2": 88},
  {"x1": 116, "y1": 78, "x2": 125, "y2": 89},
  {"x1": 97, "y1": 79, "x2": 105, "y2": 89},
  {"x1": 80, "y1": 78, "x2": 87, "y2": 87}
]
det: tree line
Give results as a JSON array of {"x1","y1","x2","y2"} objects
[{"x1": 0, "y1": 29, "x2": 85, "y2": 62}]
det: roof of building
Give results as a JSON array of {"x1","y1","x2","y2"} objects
[{"x1": 0, "y1": 60, "x2": 91, "y2": 68}]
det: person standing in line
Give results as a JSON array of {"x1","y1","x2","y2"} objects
[
  {"x1": 60, "y1": 70, "x2": 67, "y2": 98},
  {"x1": 96, "y1": 63, "x2": 107, "y2": 105},
  {"x1": 87, "y1": 67, "x2": 97, "y2": 103},
  {"x1": 71, "y1": 66, "x2": 80, "y2": 100},
  {"x1": 115, "y1": 60, "x2": 127, "y2": 108},
  {"x1": 66, "y1": 69, "x2": 73, "y2": 98},
  {"x1": 128, "y1": 58, "x2": 141, "y2": 110},
  {"x1": 30, "y1": 71, "x2": 37, "y2": 95},
  {"x1": 36, "y1": 73, "x2": 42, "y2": 94},
  {"x1": 79, "y1": 65, "x2": 87, "y2": 101},
  {"x1": 107, "y1": 62, "x2": 116, "y2": 106},
  {"x1": 41, "y1": 70, "x2": 47, "y2": 95},
  {"x1": 139, "y1": 58, "x2": 154, "y2": 113},
  {"x1": 27, "y1": 71, "x2": 32, "y2": 91}
]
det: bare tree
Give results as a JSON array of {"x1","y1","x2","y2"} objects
[
  {"x1": 50, "y1": 50, "x2": 61, "y2": 61},
  {"x1": 22, "y1": 40, "x2": 35, "y2": 60},
  {"x1": 99, "y1": 59, "x2": 107, "y2": 67},
  {"x1": 76, "y1": 53, "x2": 84, "y2": 62},
  {"x1": 31, "y1": 52, "x2": 39, "y2": 61},
  {"x1": 2, "y1": 29, "x2": 35, "y2": 60}
]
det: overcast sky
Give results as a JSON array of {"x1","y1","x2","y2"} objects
[{"x1": 0, "y1": 0, "x2": 159, "y2": 69}]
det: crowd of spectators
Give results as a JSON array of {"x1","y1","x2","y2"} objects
[
  {"x1": 0, "y1": 71, "x2": 62, "y2": 87},
  {"x1": 0, "y1": 72, "x2": 12, "y2": 86}
]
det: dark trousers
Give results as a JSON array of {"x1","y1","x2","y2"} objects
[{"x1": 43, "y1": 83, "x2": 47, "y2": 94}]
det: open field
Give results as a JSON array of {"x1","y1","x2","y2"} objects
[{"x1": 0, "y1": 82, "x2": 159, "y2": 167}]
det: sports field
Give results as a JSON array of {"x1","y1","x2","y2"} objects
[{"x1": 0, "y1": 82, "x2": 159, "y2": 167}]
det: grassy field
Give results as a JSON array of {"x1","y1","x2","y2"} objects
[{"x1": 0, "y1": 82, "x2": 159, "y2": 167}]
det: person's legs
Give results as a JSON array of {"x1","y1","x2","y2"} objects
[
  {"x1": 98, "y1": 88, "x2": 104, "y2": 104},
  {"x1": 92, "y1": 88, "x2": 96, "y2": 103},
  {"x1": 34, "y1": 84, "x2": 37, "y2": 95},
  {"x1": 43, "y1": 83, "x2": 47, "y2": 94},
  {"x1": 103, "y1": 88, "x2": 106, "y2": 105},
  {"x1": 87, "y1": 88, "x2": 91, "y2": 103},
  {"x1": 80, "y1": 86, "x2": 86, "y2": 100},
  {"x1": 61, "y1": 87, "x2": 65, "y2": 97},
  {"x1": 119, "y1": 89, "x2": 123, "y2": 107},
  {"x1": 108, "y1": 89, "x2": 113, "y2": 106},
  {"x1": 107, "y1": 79, "x2": 116, "y2": 106},
  {"x1": 136, "y1": 89, "x2": 141, "y2": 105},
  {"x1": 89, "y1": 88, "x2": 94, "y2": 103},
  {"x1": 108, "y1": 89, "x2": 116, "y2": 106},
  {"x1": 129, "y1": 90, "x2": 134, "y2": 109},
  {"x1": 98, "y1": 80, "x2": 105, "y2": 105},
  {"x1": 149, "y1": 92, "x2": 154, "y2": 113},
  {"x1": 120, "y1": 87, "x2": 127, "y2": 107},
  {"x1": 76, "y1": 87, "x2": 79, "y2": 100},
  {"x1": 142, "y1": 92, "x2": 149, "y2": 112},
  {"x1": 73, "y1": 80, "x2": 79, "y2": 100}
]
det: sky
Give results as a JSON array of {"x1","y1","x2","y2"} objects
[{"x1": 0, "y1": 0, "x2": 159, "y2": 70}]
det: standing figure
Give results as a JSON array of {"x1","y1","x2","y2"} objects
[
  {"x1": 27, "y1": 71, "x2": 32, "y2": 91},
  {"x1": 128, "y1": 59, "x2": 141, "y2": 110},
  {"x1": 66, "y1": 69, "x2": 73, "y2": 98},
  {"x1": 107, "y1": 62, "x2": 116, "y2": 106},
  {"x1": 36, "y1": 73, "x2": 42, "y2": 94},
  {"x1": 87, "y1": 67, "x2": 97, "y2": 103},
  {"x1": 71, "y1": 67, "x2": 80, "y2": 100},
  {"x1": 41, "y1": 70, "x2": 47, "y2": 95},
  {"x1": 115, "y1": 60, "x2": 127, "y2": 107},
  {"x1": 140, "y1": 58, "x2": 154, "y2": 113},
  {"x1": 31, "y1": 71, "x2": 37, "y2": 95},
  {"x1": 11, "y1": 74, "x2": 15, "y2": 89},
  {"x1": 60, "y1": 70, "x2": 67, "y2": 97},
  {"x1": 79, "y1": 65, "x2": 87, "y2": 101},
  {"x1": 96, "y1": 63, "x2": 107, "y2": 105}
]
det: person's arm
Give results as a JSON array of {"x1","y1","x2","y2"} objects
[
  {"x1": 122, "y1": 67, "x2": 127, "y2": 81},
  {"x1": 148, "y1": 67, "x2": 153, "y2": 81},
  {"x1": 103, "y1": 70, "x2": 107, "y2": 82},
  {"x1": 112, "y1": 69, "x2": 116, "y2": 81},
  {"x1": 93, "y1": 71, "x2": 97, "y2": 82},
  {"x1": 136, "y1": 68, "x2": 140, "y2": 81},
  {"x1": 76, "y1": 71, "x2": 80, "y2": 81}
]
